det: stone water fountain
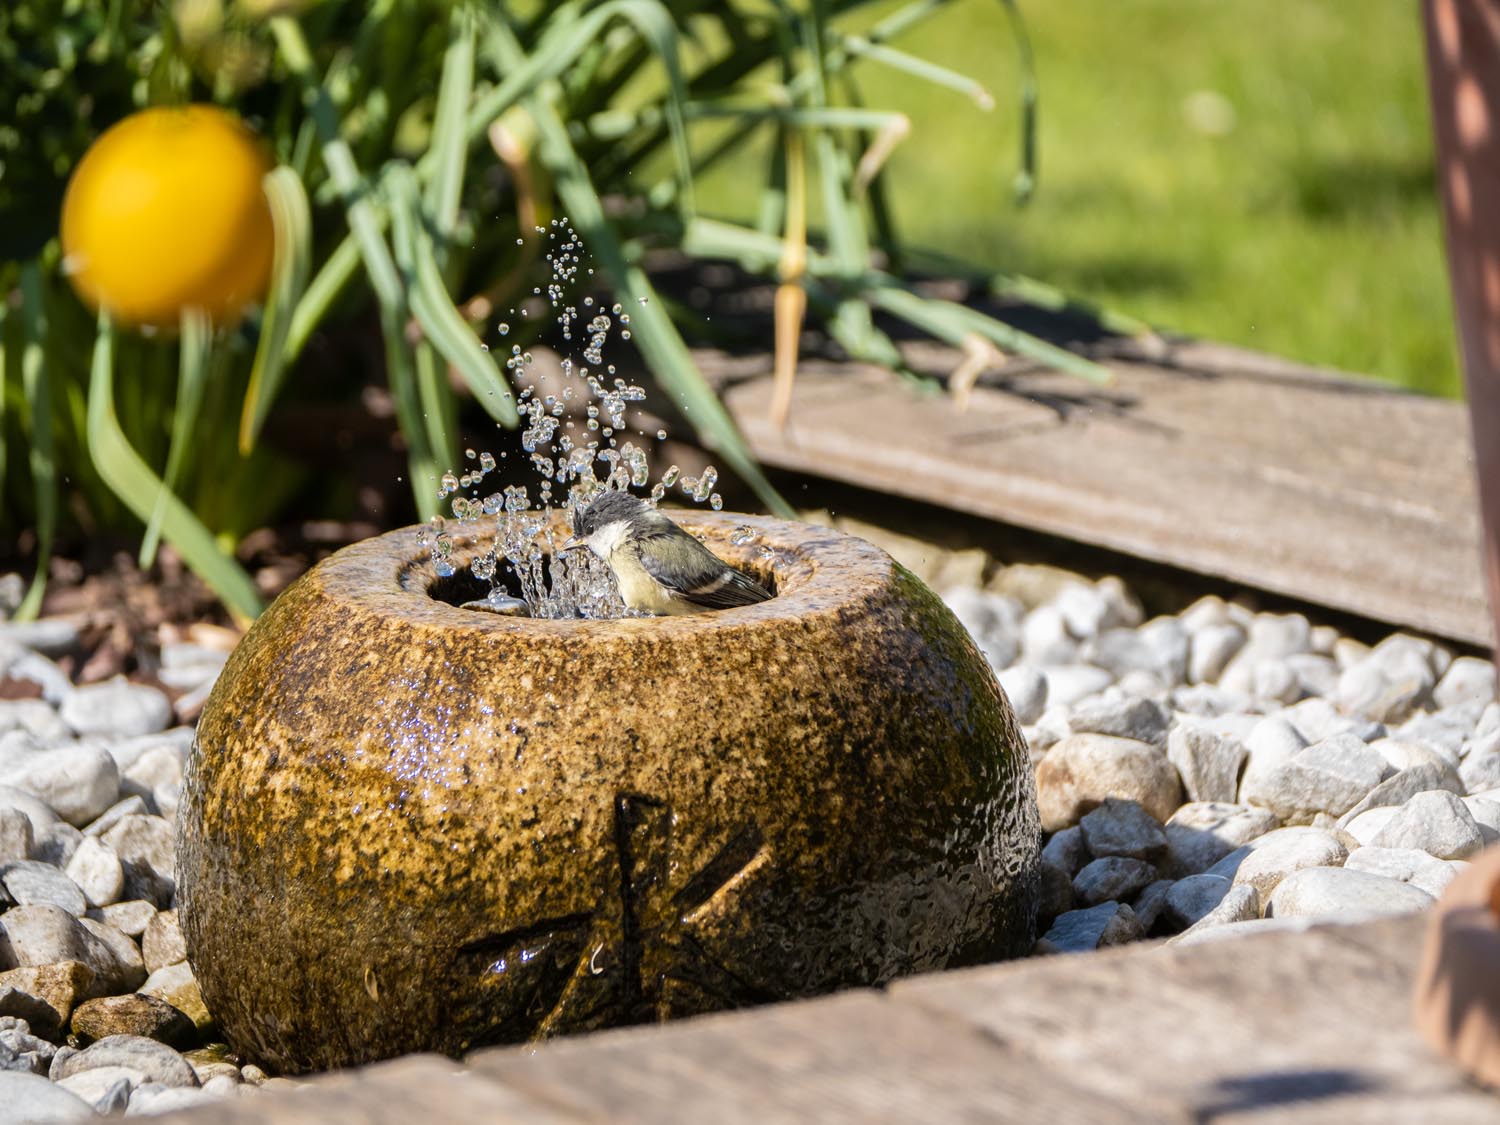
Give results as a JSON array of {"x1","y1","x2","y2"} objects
[{"x1": 173, "y1": 225, "x2": 1042, "y2": 1073}]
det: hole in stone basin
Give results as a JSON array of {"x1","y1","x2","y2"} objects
[
  {"x1": 424, "y1": 544, "x2": 781, "y2": 609},
  {"x1": 428, "y1": 568, "x2": 516, "y2": 608}
]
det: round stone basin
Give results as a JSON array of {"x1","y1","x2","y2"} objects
[{"x1": 178, "y1": 512, "x2": 1040, "y2": 1073}]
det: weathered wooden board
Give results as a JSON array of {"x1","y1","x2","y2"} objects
[
  {"x1": 892, "y1": 913, "x2": 1493, "y2": 1122},
  {"x1": 163, "y1": 913, "x2": 1496, "y2": 1123},
  {"x1": 707, "y1": 342, "x2": 1492, "y2": 647},
  {"x1": 471, "y1": 989, "x2": 1168, "y2": 1123}
]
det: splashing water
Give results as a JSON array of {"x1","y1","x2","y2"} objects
[{"x1": 422, "y1": 220, "x2": 724, "y2": 619}]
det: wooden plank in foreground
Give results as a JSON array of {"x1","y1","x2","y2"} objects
[
  {"x1": 710, "y1": 342, "x2": 1492, "y2": 646},
  {"x1": 162, "y1": 913, "x2": 1493, "y2": 1123},
  {"x1": 892, "y1": 912, "x2": 1493, "y2": 1122}
]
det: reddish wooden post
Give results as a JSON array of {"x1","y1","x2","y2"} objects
[{"x1": 1424, "y1": 0, "x2": 1500, "y2": 654}]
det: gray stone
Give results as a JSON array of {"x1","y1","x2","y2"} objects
[
  {"x1": 1187, "y1": 623, "x2": 1246, "y2": 685},
  {"x1": 0, "y1": 786, "x2": 59, "y2": 837},
  {"x1": 1463, "y1": 797, "x2": 1500, "y2": 845},
  {"x1": 1251, "y1": 659, "x2": 1301, "y2": 705},
  {"x1": 1478, "y1": 701, "x2": 1500, "y2": 740},
  {"x1": 1067, "y1": 693, "x2": 1169, "y2": 745},
  {"x1": 0, "y1": 701, "x2": 70, "y2": 746},
  {"x1": 1083, "y1": 618, "x2": 1190, "y2": 685},
  {"x1": 1035, "y1": 734, "x2": 1182, "y2": 831},
  {"x1": 1460, "y1": 747, "x2": 1500, "y2": 794},
  {"x1": 1174, "y1": 884, "x2": 1261, "y2": 939},
  {"x1": 1131, "y1": 879, "x2": 1176, "y2": 933},
  {"x1": 1167, "y1": 725, "x2": 1247, "y2": 804},
  {"x1": 138, "y1": 963, "x2": 210, "y2": 1034},
  {"x1": 142, "y1": 912, "x2": 186, "y2": 976},
  {"x1": 0, "y1": 744, "x2": 120, "y2": 828},
  {"x1": 996, "y1": 665, "x2": 1047, "y2": 725},
  {"x1": 1036, "y1": 664, "x2": 1113, "y2": 708},
  {"x1": 82, "y1": 796, "x2": 147, "y2": 839},
  {"x1": 1336, "y1": 637, "x2": 1439, "y2": 722},
  {"x1": 71, "y1": 994, "x2": 195, "y2": 1049},
  {"x1": 65, "y1": 838, "x2": 123, "y2": 910},
  {"x1": 1164, "y1": 874, "x2": 1233, "y2": 929},
  {"x1": 1396, "y1": 712, "x2": 1474, "y2": 761},
  {"x1": 156, "y1": 644, "x2": 228, "y2": 691},
  {"x1": 1266, "y1": 865, "x2": 1435, "y2": 921},
  {"x1": 1179, "y1": 595, "x2": 1237, "y2": 633},
  {"x1": 1163, "y1": 802, "x2": 1279, "y2": 877},
  {"x1": 0, "y1": 809, "x2": 33, "y2": 865},
  {"x1": 1207, "y1": 826, "x2": 1349, "y2": 900},
  {"x1": 56, "y1": 1066, "x2": 138, "y2": 1112},
  {"x1": 1071, "y1": 856, "x2": 1157, "y2": 906},
  {"x1": 1339, "y1": 761, "x2": 1464, "y2": 826},
  {"x1": 1035, "y1": 901, "x2": 1143, "y2": 954},
  {"x1": 53, "y1": 1033, "x2": 198, "y2": 1088},
  {"x1": 1, "y1": 862, "x2": 86, "y2": 917},
  {"x1": 129, "y1": 1083, "x2": 221, "y2": 1114},
  {"x1": 1344, "y1": 846, "x2": 1463, "y2": 899},
  {"x1": 1022, "y1": 604, "x2": 1078, "y2": 666},
  {"x1": 1371, "y1": 738, "x2": 1459, "y2": 774},
  {"x1": 1285, "y1": 654, "x2": 1340, "y2": 700},
  {"x1": 1036, "y1": 861, "x2": 1074, "y2": 924},
  {"x1": 1240, "y1": 733, "x2": 1389, "y2": 823},
  {"x1": 101, "y1": 815, "x2": 175, "y2": 906},
  {"x1": 1054, "y1": 583, "x2": 1128, "y2": 639},
  {"x1": 0, "y1": 1069, "x2": 94, "y2": 1120},
  {"x1": 1079, "y1": 798, "x2": 1167, "y2": 863},
  {"x1": 31, "y1": 824, "x2": 81, "y2": 869},
  {"x1": 95, "y1": 901, "x2": 156, "y2": 939},
  {"x1": 1168, "y1": 684, "x2": 1256, "y2": 719},
  {"x1": 942, "y1": 588, "x2": 1021, "y2": 671},
  {"x1": 1279, "y1": 697, "x2": 1384, "y2": 745},
  {"x1": 1040, "y1": 825, "x2": 1088, "y2": 877},
  {"x1": 1371, "y1": 790, "x2": 1485, "y2": 859},
  {"x1": 5, "y1": 653, "x2": 73, "y2": 705},
  {"x1": 1237, "y1": 717, "x2": 1308, "y2": 802},
  {"x1": 1218, "y1": 613, "x2": 1312, "y2": 694},
  {"x1": 59, "y1": 678, "x2": 172, "y2": 739},
  {"x1": 0, "y1": 905, "x2": 144, "y2": 996},
  {"x1": 0, "y1": 1015, "x2": 57, "y2": 1075},
  {"x1": 1434, "y1": 656, "x2": 1495, "y2": 710},
  {"x1": 1344, "y1": 805, "x2": 1400, "y2": 847},
  {"x1": 0, "y1": 621, "x2": 79, "y2": 658},
  {"x1": 0, "y1": 963, "x2": 94, "y2": 1041}
]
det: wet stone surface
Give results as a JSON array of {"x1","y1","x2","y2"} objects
[{"x1": 178, "y1": 515, "x2": 1041, "y2": 1073}]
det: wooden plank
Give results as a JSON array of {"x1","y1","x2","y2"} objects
[
  {"x1": 711, "y1": 345, "x2": 1491, "y2": 646},
  {"x1": 889, "y1": 914, "x2": 1496, "y2": 1122},
  {"x1": 469, "y1": 989, "x2": 1171, "y2": 1123},
  {"x1": 153, "y1": 1053, "x2": 578, "y2": 1125}
]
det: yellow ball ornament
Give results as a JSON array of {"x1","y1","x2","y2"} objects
[{"x1": 61, "y1": 105, "x2": 275, "y2": 328}]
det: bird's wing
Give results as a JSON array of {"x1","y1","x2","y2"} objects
[{"x1": 636, "y1": 530, "x2": 772, "y2": 609}]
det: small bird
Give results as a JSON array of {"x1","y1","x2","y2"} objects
[{"x1": 565, "y1": 490, "x2": 771, "y2": 616}]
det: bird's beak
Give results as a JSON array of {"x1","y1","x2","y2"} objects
[{"x1": 560, "y1": 537, "x2": 586, "y2": 552}]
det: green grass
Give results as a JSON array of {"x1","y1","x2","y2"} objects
[{"x1": 690, "y1": 0, "x2": 1457, "y2": 395}]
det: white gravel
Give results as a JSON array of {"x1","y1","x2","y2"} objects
[{"x1": 943, "y1": 571, "x2": 1498, "y2": 954}]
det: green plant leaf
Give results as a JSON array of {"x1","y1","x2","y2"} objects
[
  {"x1": 388, "y1": 165, "x2": 519, "y2": 430},
  {"x1": 483, "y1": 13, "x2": 791, "y2": 517},
  {"x1": 239, "y1": 166, "x2": 313, "y2": 455},
  {"x1": 86, "y1": 313, "x2": 264, "y2": 623},
  {"x1": 141, "y1": 309, "x2": 213, "y2": 567},
  {"x1": 15, "y1": 262, "x2": 53, "y2": 622},
  {"x1": 426, "y1": 2, "x2": 476, "y2": 245}
]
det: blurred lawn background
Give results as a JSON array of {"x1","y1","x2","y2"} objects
[{"x1": 691, "y1": 0, "x2": 1456, "y2": 395}]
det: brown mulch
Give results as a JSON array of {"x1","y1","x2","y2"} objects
[{"x1": 3, "y1": 521, "x2": 379, "y2": 716}]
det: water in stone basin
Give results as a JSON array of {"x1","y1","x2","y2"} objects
[{"x1": 414, "y1": 219, "x2": 746, "y2": 620}]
